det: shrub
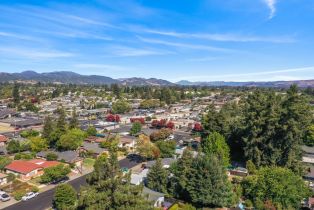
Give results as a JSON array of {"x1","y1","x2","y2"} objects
[{"x1": 13, "y1": 190, "x2": 26, "y2": 201}]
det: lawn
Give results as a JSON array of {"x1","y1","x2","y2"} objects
[{"x1": 83, "y1": 158, "x2": 95, "y2": 168}]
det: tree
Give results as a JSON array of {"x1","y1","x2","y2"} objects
[
  {"x1": 54, "y1": 184, "x2": 77, "y2": 210},
  {"x1": 57, "y1": 129, "x2": 86, "y2": 151},
  {"x1": 169, "y1": 149, "x2": 194, "y2": 201},
  {"x1": 246, "y1": 160, "x2": 257, "y2": 175},
  {"x1": 193, "y1": 123, "x2": 203, "y2": 132},
  {"x1": 41, "y1": 164, "x2": 71, "y2": 183},
  {"x1": 42, "y1": 116, "x2": 54, "y2": 143},
  {"x1": 155, "y1": 140, "x2": 176, "y2": 158},
  {"x1": 46, "y1": 152, "x2": 58, "y2": 161},
  {"x1": 146, "y1": 159, "x2": 169, "y2": 193},
  {"x1": 166, "y1": 121, "x2": 175, "y2": 130},
  {"x1": 130, "y1": 122, "x2": 142, "y2": 136},
  {"x1": 305, "y1": 124, "x2": 314, "y2": 146},
  {"x1": 242, "y1": 167, "x2": 311, "y2": 209},
  {"x1": 86, "y1": 126, "x2": 97, "y2": 136},
  {"x1": 12, "y1": 83, "x2": 20, "y2": 105},
  {"x1": 69, "y1": 107, "x2": 79, "y2": 129},
  {"x1": 105, "y1": 114, "x2": 120, "y2": 122},
  {"x1": 7, "y1": 140, "x2": 21, "y2": 154},
  {"x1": 0, "y1": 156, "x2": 12, "y2": 171},
  {"x1": 136, "y1": 134, "x2": 160, "y2": 160},
  {"x1": 139, "y1": 99, "x2": 160, "y2": 109},
  {"x1": 150, "y1": 128, "x2": 172, "y2": 142},
  {"x1": 111, "y1": 100, "x2": 131, "y2": 114},
  {"x1": 56, "y1": 107, "x2": 67, "y2": 134},
  {"x1": 201, "y1": 132, "x2": 230, "y2": 167},
  {"x1": 29, "y1": 136, "x2": 48, "y2": 153},
  {"x1": 186, "y1": 155, "x2": 234, "y2": 208},
  {"x1": 78, "y1": 147, "x2": 153, "y2": 210}
]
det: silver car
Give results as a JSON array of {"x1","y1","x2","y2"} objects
[
  {"x1": 0, "y1": 193, "x2": 11, "y2": 202},
  {"x1": 21, "y1": 192, "x2": 39, "y2": 201}
]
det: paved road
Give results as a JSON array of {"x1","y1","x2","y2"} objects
[{"x1": 2, "y1": 157, "x2": 141, "y2": 210}]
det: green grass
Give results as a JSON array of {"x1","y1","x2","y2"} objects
[{"x1": 83, "y1": 158, "x2": 95, "y2": 168}]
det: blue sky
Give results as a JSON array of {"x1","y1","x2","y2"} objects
[{"x1": 1, "y1": 0, "x2": 314, "y2": 82}]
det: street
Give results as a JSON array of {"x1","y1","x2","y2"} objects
[{"x1": 2, "y1": 157, "x2": 141, "y2": 210}]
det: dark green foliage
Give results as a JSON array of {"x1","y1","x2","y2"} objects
[
  {"x1": 111, "y1": 100, "x2": 131, "y2": 114},
  {"x1": 78, "y1": 148, "x2": 153, "y2": 210},
  {"x1": 305, "y1": 124, "x2": 314, "y2": 146},
  {"x1": 56, "y1": 107, "x2": 67, "y2": 134},
  {"x1": 0, "y1": 156, "x2": 12, "y2": 171},
  {"x1": 130, "y1": 122, "x2": 142, "y2": 136},
  {"x1": 86, "y1": 126, "x2": 97, "y2": 136},
  {"x1": 54, "y1": 184, "x2": 77, "y2": 210},
  {"x1": 155, "y1": 140, "x2": 176, "y2": 158},
  {"x1": 14, "y1": 152, "x2": 35, "y2": 160},
  {"x1": 69, "y1": 107, "x2": 79, "y2": 129},
  {"x1": 7, "y1": 140, "x2": 22, "y2": 154},
  {"x1": 42, "y1": 116, "x2": 54, "y2": 141},
  {"x1": 46, "y1": 152, "x2": 58, "y2": 161},
  {"x1": 146, "y1": 159, "x2": 169, "y2": 193},
  {"x1": 186, "y1": 155, "x2": 234, "y2": 208},
  {"x1": 20, "y1": 129, "x2": 39, "y2": 138},
  {"x1": 57, "y1": 129, "x2": 86, "y2": 151},
  {"x1": 201, "y1": 132, "x2": 230, "y2": 167},
  {"x1": 12, "y1": 83, "x2": 20, "y2": 105},
  {"x1": 242, "y1": 167, "x2": 311, "y2": 209},
  {"x1": 41, "y1": 164, "x2": 71, "y2": 183}
]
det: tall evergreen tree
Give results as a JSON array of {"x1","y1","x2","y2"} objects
[
  {"x1": 42, "y1": 116, "x2": 54, "y2": 140},
  {"x1": 69, "y1": 107, "x2": 79, "y2": 129},
  {"x1": 202, "y1": 132, "x2": 230, "y2": 167},
  {"x1": 186, "y1": 154, "x2": 234, "y2": 208},
  {"x1": 78, "y1": 147, "x2": 153, "y2": 210},
  {"x1": 56, "y1": 107, "x2": 67, "y2": 134},
  {"x1": 146, "y1": 159, "x2": 169, "y2": 193},
  {"x1": 12, "y1": 83, "x2": 20, "y2": 105}
]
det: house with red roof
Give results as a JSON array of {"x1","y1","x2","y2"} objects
[
  {"x1": 0, "y1": 135, "x2": 8, "y2": 146},
  {"x1": 5, "y1": 159, "x2": 60, "y2": 181}
]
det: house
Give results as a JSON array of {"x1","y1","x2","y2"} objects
[
  {"x1": 0, "y1": 173, "x2": 8, "y2": 185},
  {"x1": 36, "y1": 150, "x2": 83, "y2": 168},
  {"x1": 130, "y1": 169, "x2": 149, "y2": 185},
  {"x1": 0, "y1": 135, "x2": 8, "y2": 146},
  {"x1": 143, "y1": 187, "x2": 165, "y2": 208},
  {"x1": 80, "y1": 142, "x2": 108, "y2": 157},
  {"x1": 118, "y1": 136, "x2": 137, "y2": 150},
  {"x1": 5, "y1": 159, "x2": 60, "y2": 181},
  {"x1": 302, "y1": 145, "x2": 314, "y2": 164},
  {"x1": 146, "y1": 158, "x2": 176, "y2": 169},
  {"x1": 0, "y1": 109, "x2": 16, "y2": 119}
]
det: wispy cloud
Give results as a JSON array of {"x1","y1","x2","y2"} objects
[
  {"x1": 143, "y1": 29, "x2": 294, "y2": 43},
  {"x1": 110, "y1": 46, "x2": 172, "y2": 57},
  {"x1": 0, "y1": 47, "x2": 75, "y2": 59},
  {"x1": 0, "y1": 31, "x2": 36, "y2": 41},
  {"x1": 187, "y1": 56, "x2": 220, "y2": 62},
  {"x1": 74, "y1": 63, "x2": 128, "y2": 71},
  {"x1": 137, "y1": 36, "x2": 237, "y2": 53},
  {"x1": 177, "y1": 66, "x2": 314, "y2": 81},
  {"x1": 264, "y1": 0, "x2": 276, "y2": 19}
]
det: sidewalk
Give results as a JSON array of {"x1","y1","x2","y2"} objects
[{"x1": 0, "y1": 168, "x2": 93, "y2": 210}]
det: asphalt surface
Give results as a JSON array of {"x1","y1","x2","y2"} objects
[{"x1": 3, "y1": 157, "x2": 141, "y2": 210}]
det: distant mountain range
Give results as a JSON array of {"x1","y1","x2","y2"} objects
[
  {"x1": 176, "y1": 80, "x2": 314, "y2": 88},
  {"x1": 0, "y1": 71, "x2": 173, "y2": 86},
  {"x1": 0, "y1": 71, "x2": 314, "y2": 87}
]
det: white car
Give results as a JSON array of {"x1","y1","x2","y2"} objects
[
  {"x1": 0, "y1": 193, "x2": 11, "y2": 202},
  {"x1": 21, "y1": 192, "x2": 39, "y2": 201}
]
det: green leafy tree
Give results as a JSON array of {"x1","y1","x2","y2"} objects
[
  {"x1": 69, "y1": 107, "x2": 79, "y2": 129},
  {"x1": 146, "y1": 159, "x2": 169, "y2": 193},
  {"x1": 41, "y1": 164, "x2": 71, "y2": 183},
  {"x1": 78, "y1": 147, "x2": 153, "y2": 210},
  {"x1": 7, "y1": 140, "x2": 21, "y2": 154},
  {"x1": 57, "y1": 129, "x2": 86, "y2": 151},
  {"x1": 186, "y1": 155, "x2": 234, "y2": 208},
  {"x1": 242, "y1": 167, "x2": 311, "y2": 209},
  {"x1": 46, "y1": 152, "x2": 58, "y2": 161},
  {"x1": 86, "y1": 126, "x2": 97, "y2": 136},
  {"x1": 201, "y1": 132, "x2": 230, "y2": 167},
  {"x1": 111, "y1": 100, "x2": 131, "y2": 114},
  {"x1": 130, "y1": 122, "x2": 142, "y2": 136},
  {"x1": 29, "y1": 136, "x2": 48, "y2": 153},
  {"x1": 155, "y1": 140, "x2": 176, "y2": 158},
  {"x1": 305, "y1": 124, "x2": 314, "y2": 146},
  {"x1": 150, "y1": 128, "x2": 172, "y2": 142},
  {"x1": 0, "y1": 156, "x2": 12, "y2": 171},
  {"x1": 246, "y1": 160, "x2": 257, "y2": 175},
  {"x1": 54, "y1": 184, "x2": 77, "y2": 210},
  {"x1": 136, "y1": 134, "x2": 160, "y2": 160}
]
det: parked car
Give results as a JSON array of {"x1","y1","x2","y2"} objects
[
  {"x1": 51, "y1": 176, "x2": 69, "y2": 185},
  {"x1": 0, "y1": 193, "x2": 11, "y2": 202},
  {"x1": 22, "y1": 192, "x2": 39, "y2": 201},
  {"x1": 0, "y1": 191, "x2": 6, "y2": 195}
]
